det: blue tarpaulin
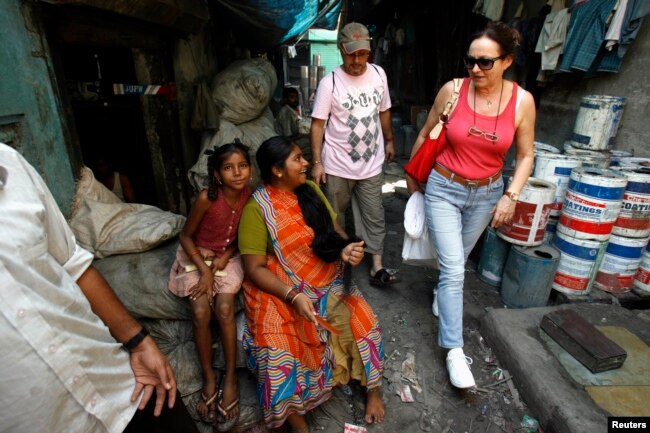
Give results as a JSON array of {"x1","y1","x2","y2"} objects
[{"x1": 214, "y1": 0, "x2": 342, "y2": 47}]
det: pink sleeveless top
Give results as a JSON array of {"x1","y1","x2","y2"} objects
[
  {"x1": 195, "y1": 187, "x2": 251, "y2": 255},
  {"x1": 437, "y1": 79, "x2": 519, "y2": 180}
]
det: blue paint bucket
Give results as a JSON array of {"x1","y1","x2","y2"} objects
[
  {"x1": 501, "y1": 244, "x2": 560, "y2": 308},
  {"x1": 557, "y1": 167, "x2": 627, "y2": 241},
  {"x1": 477, "y1": 226, "x2": 511, "y2": 287}
]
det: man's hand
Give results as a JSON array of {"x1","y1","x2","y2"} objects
[
  {"x1": 385, "y1": 141, "x2": 395, "y2": 162},
  {"x1": 312, "y1": 163, "x2": 327, "y2": 185},
  {"x1": 129, "y1": 337, "x2": 177, "y2": 416}
]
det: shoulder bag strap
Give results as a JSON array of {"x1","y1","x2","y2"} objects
[{"x1": 428, "y1": 78, "x2": 463, "y2": 140}]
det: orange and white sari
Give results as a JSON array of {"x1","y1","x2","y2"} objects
[{"x1": 242, "y1": 185, "x2": 384, "y2": 428}]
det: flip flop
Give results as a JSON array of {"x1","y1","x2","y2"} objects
[
  {"x1": 214, "y1": 375, "x2": 240, "y2": 432},
  {"x1": 197, "y1": 390, "x2": 218, "y2": 424},
  {"x1": 369, "y1": 268, "x2": 401, "y2": 287}
]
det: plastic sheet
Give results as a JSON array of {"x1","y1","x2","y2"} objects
[{"x1": 213, "y1": 0, "x2": 342, "y2": 46}]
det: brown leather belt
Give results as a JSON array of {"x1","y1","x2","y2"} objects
[{"x1": 434, "y1": 164, "x2": 501, "y2": 188}]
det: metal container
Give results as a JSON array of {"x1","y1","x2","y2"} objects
[{"x1": 501, "y1": 244, "x2": 560, "y2": 308}]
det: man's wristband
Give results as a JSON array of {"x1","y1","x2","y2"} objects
[
  {"x1": 123, "y1": 327, "x2": 149, "y2": 352},
  {"x1": 384, "y1": 136, "x2": 394, "y2": 142}
]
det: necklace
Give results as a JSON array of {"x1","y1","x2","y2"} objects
[{"x1": 468, "y1": 80, "x2": 504, "y2": 143}]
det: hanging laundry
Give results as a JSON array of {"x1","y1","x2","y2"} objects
[
  {"x1": 596, "y1": 0, "x2": 650, "y2": 71},
  {"x1": 558, "y1": 0, "x2": 617, "y2": 72},
  {"x1": 473, "y1": 0, "x2": 505, "y2": 21},
  {"x1": 604, "y1": 0, "x2": 630, "y2": 50},
  {"x1": 535, "y1": 8, "x2": 571, "y2": 71}
]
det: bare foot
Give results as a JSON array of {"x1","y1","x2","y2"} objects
[
  {"x1": 364, "y1": 387, "x2": 385, "y2": 424},
  {"x1": 286, "y1": 413, "x2": 310, "y2": 433}
]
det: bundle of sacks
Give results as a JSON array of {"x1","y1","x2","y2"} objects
[{"x1": 188, "y1": 57, "x2": 279, "y2": 191}]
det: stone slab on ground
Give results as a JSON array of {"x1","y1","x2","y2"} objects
[{"x1": 481, "y1": 303, "x2": 650, "y2": 433}]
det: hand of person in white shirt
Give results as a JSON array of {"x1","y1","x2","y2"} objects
[
  {"x1": 129, "y1": 337, "x2": 177, "y2": 416},
  {"x1": 77, "y1": 266, "x2": 178, "y2": 416}
]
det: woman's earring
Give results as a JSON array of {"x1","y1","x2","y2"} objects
[{"x1": 217, "y1": 178, "x2": 222, "y2": 185}]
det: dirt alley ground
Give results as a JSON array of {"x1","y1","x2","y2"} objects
[{"x1": 286, "y1": 158, "x2": 538, "y2": 433}]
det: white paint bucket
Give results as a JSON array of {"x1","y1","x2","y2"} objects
[
  {"x1": 557, "y1": 167, "x2": 627, "y2": 241},
  {"x1": 533, "y1": 154, "x2": 583, "y2": 216},
  {"x1": 552, "y1": 231, "x2": 607, "y2": 295},
  {"x1": 612, "y1": 170, "x2": 650, "y2": 238},
  {"x1": 563, "y1": 142, "x2": 611, "y2": 169},
  {"x1": 594, "y1": 234, "x2": 649, "y2": 293},
  {"x1": 610, "y1": 149, "x2": 634, "y2": 166},
  {"x1": 570, "y1": 95, "x2": 625, "y2": 151},
  {"x1": 613, "y1": 157, "x2": 650, "y2": 171},
  {"x1": 534, "y1": 141, "x2": 561, "y2": 155},
  {"x1": 633, "y1": 242, "x2": 650, "y2": 293},
  {"x1": 498, "y1": 177, "x2": 556, "y2": 246},
  {"x1": 544, "y1": 216, "x2": 559, "y2": 244}
]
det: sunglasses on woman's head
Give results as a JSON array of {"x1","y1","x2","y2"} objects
[{"x1": 463, "y1": 55, "x2": 505, "y2": 70}]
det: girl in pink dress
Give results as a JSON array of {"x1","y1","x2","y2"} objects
[{"x1": 168, "y1": 140, "x2": 251, "y2": 430}]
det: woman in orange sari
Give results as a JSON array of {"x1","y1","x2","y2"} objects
[{"x1": 238, "y1": 136, "x2": 385, "y2": 432}]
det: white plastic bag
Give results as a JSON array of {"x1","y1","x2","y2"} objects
[
  {"x1": 403, "y1": 192, "x2": 426, "y2": 238},
  {"x1": 402, "y1": 230, "x2": 438, "y2": 268},
  {"x1": 402, "y1": 192, "x2": 439, "y2": 268}
]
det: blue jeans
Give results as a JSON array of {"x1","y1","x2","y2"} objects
[{"x1": 425, "y1": 169, "x2": 503, "y2": 348}]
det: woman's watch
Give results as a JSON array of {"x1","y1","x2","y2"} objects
[{"x1": 504, "y1": 191, "x2": 519, "y2": 202}]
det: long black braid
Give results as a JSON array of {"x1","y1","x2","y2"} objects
[
  {"x1": 204, "y1": 138, "x2": 251, "y2": 201},
  {"x1": 257, "y1": 136, "x2": 360, "y2": 293}
]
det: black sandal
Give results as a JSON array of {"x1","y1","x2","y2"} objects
[{"x1": 369, "y1": 268, "x2": 400, "y2": 287}]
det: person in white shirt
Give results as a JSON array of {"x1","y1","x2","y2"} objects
[{"x1": 0, "y1": 142, "x2": 198, "y2": 433}]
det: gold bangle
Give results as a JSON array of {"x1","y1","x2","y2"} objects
[{"x1": 283, "y1": 286, "x2": 294, "y2": 301}]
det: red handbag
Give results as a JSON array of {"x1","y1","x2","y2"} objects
[{"x1": 404, "y1": 78, "x2": 463, "y2": 183}]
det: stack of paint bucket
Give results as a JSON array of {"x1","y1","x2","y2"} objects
[
  {"x1": 533, "y1": 152, "x2": 583, "y2": 244},
  {"x1": 594, "y1": 169, "x2": 650, "y2": 294},
  {"x1": 552, "y1": 167, "x2": 628, "y2": 296},
  {"x1": 477, "y1": 178, "x2": 557, "y2": 288},
  {"x1": 481, "y1": 178, "x2": 561, "y2": 308}
]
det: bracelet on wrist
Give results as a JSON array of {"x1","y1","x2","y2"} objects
[
  {"x1": 285, "y1": 289, "x2": 299, "y2": 305},
  {"x1": 284, "y1": 286, "x2": 296, "y2": 301},
  {"x1": 312, "y1": 160, "x2": 322, "y2": 165},
  {"x1": 189, "y1": 250, "x2": 202, "y2": 257},
  {"x1": 291, "y1": 292, "x2": 303, "y2": 306},
  {"x1": 123, "y1": 327, "x2": 149, "y2": 352},
  {"x1": 384, "y1": 136, "x2": 394, "y2": 142}
]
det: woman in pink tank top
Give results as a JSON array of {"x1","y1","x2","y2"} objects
[{"x1": 405, "y1": 22, "x2": 536, "y2": 390}]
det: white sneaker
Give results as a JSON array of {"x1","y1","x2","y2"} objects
[
  {"x1": 432, "y1": 292, "x2": 439, "y2": 317},
  {"x1": 446, "y1": 348, "x2": 476, "y2": 388}
]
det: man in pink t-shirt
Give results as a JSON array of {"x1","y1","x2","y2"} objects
[{"x1": 310, "y1": 22, "x2": 398, "y2": 287}]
